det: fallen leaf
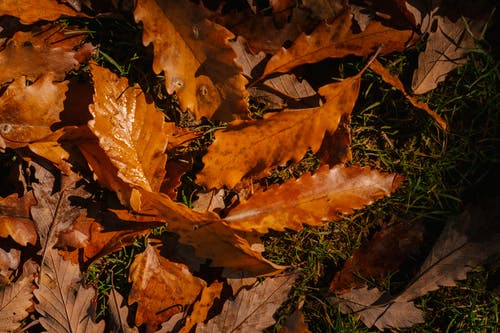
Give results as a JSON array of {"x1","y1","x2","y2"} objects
[
  {"x1": 135, "y1": 0, "x2": 248, "y2": 121},
  {"x1": 34, "y1": 248, "x2": 104, "y2": 333},
  {"x1": 192, "y1": 189, "x2": 226, "y2": 213},
  {"x1": 0, "y1": 192, "x2": 37, "y2": 246},
  {"x1": 0, "y1": 0, "x2": 86, "y2": 24},
  {"x1": 197, "y1": 72, "x2": 363, "y2": 189},
  {"x1": 301, "y1": 0, "x2": 346, "y2": 22},
  {"x1": 225, "y1": 165, "x2": 402, "y2": 233},
  {"x1": 180, "y1": 281, "x2": 224, "y2": 333},
  {"x1": 0, "y1": 248, "x2": 20, "y2": 281},
  {"x1": 108, "y1": 288, "x2": 139, "y2": 333},
  {"x1": 197, "y1": 272, "x2": 298, "y2": 332},
  {"x1": 128, "y1": 243, "x2": 206, "y2": 332},
  {"x1": 279, "y1": 301, "x2": 310, "y2": 333},
  {"x1": 89, "y1": 63, "x2": 168, "y2": 193},
  {"x1": 263, "y1": 10, "x2": 416, "y2": 77},
  {"x1": 369, "y1": 59, "x2": 447, "y2": 130},
  {"x1": 0, "y1": 73, "x2": 68, "y2": 149},
  {"x1": 0, "y1": 260, "x2": 37, "y2": 332}
]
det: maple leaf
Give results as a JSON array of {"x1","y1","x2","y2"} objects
[
  {"x1": 0, "y1": 73, "x2": 68, "y2": 149},
  {"x1": 128, "y1": 243, "x2": 206, "y2": 332},
  {"x1": 134, "y1": 0, "x2": 248, "y2": 121},
  {"x1": 0, "y1": 192, "x2": 37, "y2": 246},
  {"x1": 108, "y1": 288, "x2": 139, "y2": 333},
  {"x1": 88, "y1": 63, "x2": 168, "y2": 193},
  {"x1": 262, "y1": 10, "x2": 416, "y2": 77},
  {"x1": 197, "y1": 72, "x2": 363, "y2": 189},
  {"x1": 34, "y1": 248, "x2": 104, "y2": 333},
  {"x1": 369, "y1": 59, "x2": 447, "y2": 130},
  {"x1": 0, "y1": 260, "x2": 37, "y2": 332},
  {"x1": 197, "y1": 272, "x2": 298, "y2": 332},
  {"x1": 225, "y1": 165, "x2": 402, "y2": 233},
  {"x1": 0, "y1": 0, "x2": 86, "y2": 24}
]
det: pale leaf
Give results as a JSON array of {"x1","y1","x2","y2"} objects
[
  {"x1": 197, "y1": 272, "x2": 298, "y2": 333},
  {"x1": 108, "y1": 288, "x2": 139, "y2": 333}
]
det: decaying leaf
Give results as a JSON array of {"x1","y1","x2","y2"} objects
[
  {"x1": 108, "y1": 288, "x2": 139, "y2": 333},
  {"x1": 34, "y1": 248, "x2": 104, "y2": 333},
  {"x1": 369, "y1": 59, "x2": 447, "y2": 130},
  {"x1": 0, "y1": 0, "x2": 85, "y2": 24},
  {"x1": 89, "y1": 63, "x2": 168, "y2": 193},
  {"x1": 225, "y1": 165, "x2": 402, "y2": 233},
  {"x1": 0, "y1": 192, "x2": 37, "y2": 246},
  {"x1": 197, "y1": 272, "x2": 299, "y2": 332},
  {"x1": 263, "y1": 10, "x2": 415, "y2": 77},
  {"x1": 0, "y1": 73, "x2": 68, "y2": 149},
  {"x1": 0, "y1": 260, "x2": 37, "y2": 332},
  {"x1": 128, "y1": 243, "x2": 206, "y2": 332},
  {"x1": 279, "y1": 300, "x2": 310, "y2": 333},
  {"x1": 0, "y1": 248, "x2": 20, "y2": 281},
  {"x1": 135, "y1": 0, "x2": 248, "y2": 121},
  {"x1": 197, "y1": 72, "x2": 363, "y2": 189},
  {"x1": 180, "y1": 281, "x2": 224, "y2": 333}
]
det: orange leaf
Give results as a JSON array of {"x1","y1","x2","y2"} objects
[
  {"x1": 128, "y1": 243, "x2": 206, "y2": 331},
  {"x1": 89, "y1": 63, "x2": 168, "y2": 193},
  {"x1": 180, "y1": 281, "x2": 223, "y2": 333},
  {"x1": 197, "y1": 73, "x2": 362, "y2": 189},
  {"x1": 0, "y1": 73, "x2": 68, "y2": 149},
  {"x1": 225, "y1": 165, "x2": 402, "y2": 233},
  {"x1": 263, "y1": 10, "x2": 415, "y2": 77},
  {"x1": 369, "y1": 59, "x2": 447, "y2": 130},
  {"x1": 0, "y1": 192, "x2": 37, "y2": 246},
  {"x1": 0, "y1": 0, "x2": 87, "y2": 24},
  {"x1": 134, "y1": 0, "x2": 248, "y2": 121}
]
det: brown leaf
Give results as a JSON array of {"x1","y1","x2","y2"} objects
[
  {"x1": 225, "y1": 165, "x2": 402, "y2": 233},
  {"x1": 0, "y1": 73, "x2": 68, "y2": 149},
  {"x1": 0, "y1": 248, "x2": 20, "y2": 281},
  {"x1": 135, "y1": 0, "x2": 248, "y2": 121},
  {"x1": 411, "y1": 1, "x2": 491, "y2": 94},
  {"x1": 0, "y1": 0, "x2": 86, "y2": 24},
  {"x1": 164, "y1": 123, "x2": 202, "y2": 151},
  {"x1": 0, "y1": 192, "x2": 37, "y2": 246},
  {"x1": 329, "y1": 220, "x2": 425, "y2": 294},
  {"x1": 301, "y1": 0, "x2": 346, "y2": 22},
  {"x1": 263, "y1": 10, "x2": 415, "y2": 77},
  {"x1": 0, "y1": 24, "x2": 89, "y2": 84},
  {"x1": 0, "y1": 260, "x2": 37, "y2": 332},
  {"x1": 180, "y1": 281, "x2": 224, "y2": 333},
  {"x1": 279, "y1": 302, "x2": 310, "y2": 333},
  {"x1": 128, "y1": 243, "x2": 206, "y2": 332},
  {"x1": 197, "y1": 72, "x2": 363, "y2": 189},
  {"x1": 131, "y1": 189, "x2": 285, "y2": 276},
  {"x1": 369, "y1": 59, "x2": 447, "y2": 130},
  {"x1": 197, "y1": 272, "x2": 298, "y2": 332},
  {"x1": 89, "y1": 63, "x2": 168, "y2": 193},
  {"x1": 108, "y1": 288, "x2": 139, "y2": 333},
  {"x1": 34, "y1": 248, "x2": 104, "y2": 333}
]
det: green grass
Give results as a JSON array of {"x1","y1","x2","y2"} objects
[{"x1": 38, "y1": 10, "x2": 500, "y2": 332}]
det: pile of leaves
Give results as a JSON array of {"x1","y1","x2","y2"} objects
[{"x1": 0, "y1": 0, "x2": 498, "y2": 332}]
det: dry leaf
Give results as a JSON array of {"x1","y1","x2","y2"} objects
[
  {"x1": 279, "y1": 301, "x2": 310, "y2": 333},
  {"x1": 301, "y1": 0, "x2": 346, "y2": 22},
  {"x1": 89, "y1": 63, "x2": 168, "y2": 193},
  {"x1": 263, "y1": 10, "x2": 416, "y2": 77},
  {"x1": 128, "y1": 243, "x2": 206, "y2": 332},
  {"x1": 0, "y1": 73, "x2": 68, "y2": 149},
  {"x1": 369, "y1": 59, "x2": 447, "y2": 130},
  {"x1": 225, "y1": 165, "x2": 402, "y2": 233},
  {"x1": 0, "y1": 0, "x2": 85, "y2": 24},
  {"x1": 135, "y1": 0, "x2": 248, "y2": 121},
  {"x1": 34, "y1": 248, "x2": 104, "y2": 333},
  {"x1": 197, "y1": 72, "x2": 363, "y2": 189},
  {"x1": 131, "y1": 189, "x2": 285, "y2": 276},
  {"x1": 192, "y1": 189, "x2": 226, "y2": 213},
  {"x1": 108, "y1": 288, "x2": 139, "y2": 333},
  {"x1": 0, "y1": 248, "x2": 20, "y2": 281},
  {"x1": 197, "y1": 272, "x2": 298, "y2": 332},
  {"x1": 180, "y1": 281, "x2": 224, "y2": 333},
  {"x1": 0, "y1": 260, "x2": 37, "y2": 332},
  {"x1": 0, "y1": 192, "x2": 37, "y2": 246}
]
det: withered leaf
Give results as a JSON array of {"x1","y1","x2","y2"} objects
[
  {"x1": 0, "y1": 0, "x2": 85, "y2": 24},
  {"x1": 180, "y1": 281, "x2": 223, "y2": 333},
  {"x1": 128, "y1": 243, "x2": 206, "y2": 332},
  {"x1": 0, "y1": 260, "x2": 37, "y2": 332},
  {"x1": 263, "y1": 10, "x2": 415, "y2": 77},
  {"x1": 108, "y1": 288, "x2": 139, "y2": 333},
  {"x1": 131, "y1": 189, "x2": 285, "y2": 276},
  {"x1": 135, "y1": 0, "x2": 248, "y2": 121},
  {"x1": 279, "y1": 301, "x2": 310, "y2": 333},
  {"x1": 197, "y1": 272, "x2": 298, "y2": 332},
  {"x1": 197, "y1": 72, "x2": 363, "y2": 189},
  {"x1": 225, "y1": 165, "x2": 402, "y2": 233},
  {"x1": 0, "y1": 248, "x2": 20, "y2": 281},
  {"x1": 0, "y1": 192, "x2": 37, "y2": 246},
  {"x1": 369, "y1": 59, "x2": 446, "y2": 130},
  {"x1": 0, "y1": 73, "x2": 68, "y2": 149},
  {"x1": 34, "y1": 248, "x2": 104, "y2": 333},
  {"x1": 89, "y1": 63, "x2": 168, "y2": 193}
]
